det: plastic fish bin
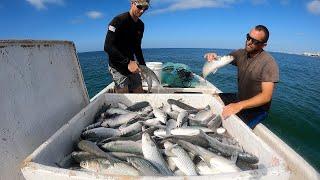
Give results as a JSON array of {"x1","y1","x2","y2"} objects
[{"x1": 21, "y1": 93, "x2": 290, "y2": 180}]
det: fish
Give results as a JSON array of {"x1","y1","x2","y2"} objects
[
  {"x1": 199, "y1": 130, "x2": 243, "y2": 157},
  {"x1": 81, "y1": 127, "x2": 120, "y2": 140},
  {"x1": 207, "y1": 115, "x2": 222, "y2": 129},
  {"x1": 80, "y1": 158, "x2": 140, "y2": 176},
  {"x1": 144, "y1": 118, "x2": 162, "y2": 127},
  {"x1": 237, "y1": 152, "x2": 259, "y2": 164},
  {"x1": 98, "y1": 126, "x2": 158, "y2": 145},
  {"x1": 189, "y1": 108, "x2": 216, "y2": 127},
  {"x1": 152, "y1": 107, "x2": 167, "y2": 124},
  {"x1": 105, "y1": 107, "x2": 131, "y2": 116},
  {"x1": 175, "y1": 140, "x2": 240, "y2": 173},
  {"x1": 126, "y1": 156, "x2": 162, "y2": 176},
  {"x1": 126, "y1": 101, "x2": 150, "y2": 112},
  {"x1": 164, "y1": 135, "x2": 209, "y2": 148},
  {"x1": 154, "y1": 128, "x2": 168, "y2": 138},
  {"x1": 202, "y1": 55, "x2": 234, "y2": 78},
  {"x1": 101, "y1": 140, "x2": 142, "y2": 155},
  {"x1": 82, "y1": 121, "x2": 102, "y2": 132},
  {"x1": 108, "y1": 152, "x2": 143, "y2": 161},
  {"x1": 170, "y1": 127, "x2": 214, "y2": 136},
  {"x1": 71, "y1": 151, "x2": 97, "y2": 163},
  {"x1": 119, "y1": 121, "x2": 143, "y2": 137},
  {"x1": 167, "y1": 99, "x2": 200, "y2": 113},
  {"x1": 164, "y1": 141, "x2": 198, "y2": 175},
  {"x1": 77, "y1": 140, "x2": 117, "y2": 161},
  {"x1": 142, "y1": 132, "x2": 174, "y2": 176},
  {"x1": 101, "y1": 112, "x2": 138, "y2": 128},
  {"x1": 71, "y1": 100, "x2": 260, "y2": 177},
  {"x1": 139, "y1": 65, "x2": 161, "y2": 93}
]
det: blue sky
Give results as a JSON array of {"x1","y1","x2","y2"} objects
[{"x1": 0, "y1": 0, "x2": 319, "y2": 53}]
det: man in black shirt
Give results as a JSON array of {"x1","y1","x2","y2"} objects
[{"x1": 104, "y1": 0, "x2": 150, "y2": 93}]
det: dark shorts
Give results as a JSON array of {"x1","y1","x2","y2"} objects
[
  {"x1": 219, "y1": 93, "x2": 268, "y2": 129},
  {"x1": 108, "y1": 66, "x2": 142, "y2": 91}
]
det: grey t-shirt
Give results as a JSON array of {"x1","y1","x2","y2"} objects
[{"x1": 230, "y1": 49, "x2": 279, "y2": 111}]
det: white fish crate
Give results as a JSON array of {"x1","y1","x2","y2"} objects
[{"x1": 21, "y1": 94, "x2": 290, "y2": 180}]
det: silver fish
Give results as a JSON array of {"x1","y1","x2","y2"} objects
[
  {"x1": 71, "y1": 151, "x2": 97, "y2": 163},
  {"x1": 164, "y1": 135, "x2": 209, "y2": 148},
  {"x1": 80, "y1": 158, "x2": 140, "y2": 176},
  {"x1": 81, "y1": 127, "x2": 120, "y2": 139},
  {"x1": 170, "y1": 127, "x2": 214, "y2": 136},
  {"x1": 105, "y1": 107, "x2": 131, "y2": 115},
  {"x1": 119, "y1": 121, "x2": 143, "y2": 137},
  {"x1": 142, "y1": 132, "x2": 174, "y2": 176},
  {"x1": 139, "y1": 65, "x2": 161, "y2": 93},
  {"x1": 176, "y1": 140, "x2": 240, "y2": 173},
  {"x1": 207, "y1": 115, "x2": 222, "y2": 129},
  {"x1": 127, "y1": 156, "x2": 162, "y2": 176},
  {"x1": 153, "y1": 107, "x2": 167, "y2": 124},
  {"x1": 154, "y1": 129, "x2": 168, "y2": 138},
  {"x1": 82, "y1": 121, "x2": 102, "y2": 132},
  {"x1": 107, "y1": 152, "x2": 144, "y2": 161},
  {"x1": 199, "y1": 130, "x2": 242, "y2": 156},
  {"x1": 101, "y1": 140, "x2": 142, "y2": 155},
  {"x1": 164, "y1": 141, "x2": 197, "y2": 175},
  {"x1": 202, "y1": 55, "x2": 234, "y2": 78},
  {"x1": 144, "y1": 118, "x2": 162, "y2": 126},
  {"x1": 77, "y1": 140, "x2": 116, "y2": 160},
  {"x1": 101, "y1": 112, "x2": 138, "y2": 128},
  {"x1": 189, "y1": 108, "x2": 215, "y2": 126}
]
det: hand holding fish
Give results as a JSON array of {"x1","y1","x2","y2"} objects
[
  {"x1": 222, "y1": 102, "x2": 243, "y2": 120},
  {"x1": 204, "y1": 53, "x2": 218, "y2": 62},
  {"x1": 202, "y1": 55, "x2": 234, "y2": 78},
  {"x1": 128, "y1": 60, "x2": 140, "y2": 73}
]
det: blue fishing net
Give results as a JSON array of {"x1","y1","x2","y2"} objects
[{"x1": 161, "y1": 62, "x2": 200, "y2": 88}]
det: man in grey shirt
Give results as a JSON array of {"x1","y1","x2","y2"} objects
[{"x1": 204, "y1": 25, "x2": 279, "y2": 128}]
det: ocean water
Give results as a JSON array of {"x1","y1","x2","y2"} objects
[{"x1": 78, "y1": 48, "x2": 320, "y2": 172}]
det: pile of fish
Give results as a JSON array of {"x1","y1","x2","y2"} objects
[{"x1": 61, "y1": 99, "x2": 259, "y2": 176}]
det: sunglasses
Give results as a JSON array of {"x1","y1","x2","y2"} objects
[
  {"x1": 135, "y1": 2, "x2": 149, "y2": 11},
  {"x1": 246, "y1": 33, "x2": 265, "y2": 45}
]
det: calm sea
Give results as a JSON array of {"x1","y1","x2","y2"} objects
[{"x1": 78, "y1": 48, "x2": 320, "y2": 171}]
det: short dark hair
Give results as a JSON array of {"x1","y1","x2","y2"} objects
[{"x1": 255, "y1": 25, "x2": 269, "y2": 43}]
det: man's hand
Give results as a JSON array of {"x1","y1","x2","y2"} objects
[
  {"x1": 128, "y1": 60, "x2": 140, "y2": 73},
  {"x1": 222, "y1": 102, "x2": 243, "y2": 119},
  {"x1": 204, "y1": 53, "x2": 218, "y2": 62}
]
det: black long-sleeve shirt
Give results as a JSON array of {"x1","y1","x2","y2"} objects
[{"x1": 104, "y1": 12, "x2": 146, "y2": 75}]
